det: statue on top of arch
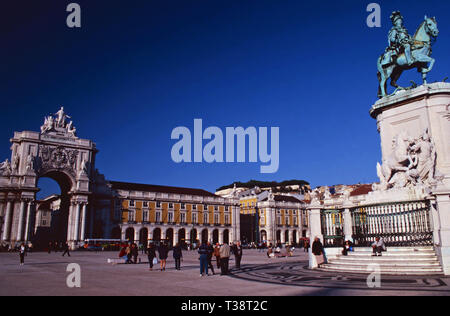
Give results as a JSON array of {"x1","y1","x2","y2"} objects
[{"x1": 40, "y1": 107, "x2": 77, "y2": 137}]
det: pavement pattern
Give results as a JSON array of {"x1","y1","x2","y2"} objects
[{"x1": 0, "y1": 249, "x2": 449, "y2": 296}]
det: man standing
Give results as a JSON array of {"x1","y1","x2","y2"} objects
[
  {"x1": 233, "y1": 242, "x2": 243, "y2": 269},
  {"x1": 219, "y1": 242, "x2": 231, "y2": 275}
]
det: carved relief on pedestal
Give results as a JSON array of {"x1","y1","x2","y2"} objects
[{"x1": 373, "y1": 128, "x2": 444, "y2": 191}]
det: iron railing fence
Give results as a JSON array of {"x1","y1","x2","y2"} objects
[
  {"x1": 321, "y1": 209, "x2": 344, "y2": 248},
  {"x1": 351, "y1": 200, "x2": 433, "y2": 247}
]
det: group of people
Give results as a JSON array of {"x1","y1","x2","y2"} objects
[
  {"x1": 266, "y1": 244, "x2": 295, "y2": 258},
  {"x1": 198, "y1": 241, "x2": 243, "y2": 277},
  {"x1": 118, "y1": 241, "x2": 244, "y2": 276}
]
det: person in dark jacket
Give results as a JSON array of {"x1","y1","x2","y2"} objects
[
  {"x1": 131, "y1": 243, "x2": 139, "y2": 264},
  {"x1": 158, "y1": 242, "x2": 169, "y2": 271},
  {"x1": 62, "y1": 243, "x2": 71, "y2": 257},
  {"x1": 232, "y1": 242, "x2": 243, "y2": 269},
  {"x1": 146, "y1": 243, "x2": 156, "y2": 271},
  {"x1": 206, "y1": 242, "x2": 215, "y2": 275},
  {"x1": 173, "y1": 243, "x2": 183, "y2": 270},
  {"x1": 312, "y1": 237, "x2": 325, "y2": 268},
  {"x1": 198, "y1": 242, "x2": 209, "y2": 277}
]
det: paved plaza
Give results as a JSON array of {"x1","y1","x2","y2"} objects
[{"x1": 0, "y1": 249, "x2": 449, "y2": 296}]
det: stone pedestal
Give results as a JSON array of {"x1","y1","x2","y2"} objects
[
  {"x1": 371, "y1": 82, "x2": 450, "y2": 188},
  {"x1": 371, "y1": 83, "x2": 450, "y2": 275}
]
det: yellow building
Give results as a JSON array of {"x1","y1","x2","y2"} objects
[
  {"x1": 112, "y1": 182, "x2": 240, "y2": 246},
  {"x1": 237, "y1": 187, "x2": 308, "y2": 245}
]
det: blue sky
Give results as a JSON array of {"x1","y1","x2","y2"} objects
[{"x1": 1, "y1": 0, "x2": 449, "y2": 198}]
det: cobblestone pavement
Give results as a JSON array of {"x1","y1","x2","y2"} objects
[{"x1": 0, "y1": 250, "x2": 449, "y2": 296}]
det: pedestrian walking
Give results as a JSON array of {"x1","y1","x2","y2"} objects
[
  {"x1": 198, "y1": 242, "x2": 209, "y2": 277},
  {"x1": 19, "y1": 243, "x2": 26, "y2": 266},
  {"x1": 312, "y1": 237, "x2": 325, "y2": 268},
  {"x1": 62, "y1": 243, "x2": 71, "y2": 257},
  {"x1": 146, "y1": 243, "x2": 157, "y2": 271},
  {"x1": 173, "y1": 243, "x2": 183, "y2": 270},
  {"x1": 158, "y1": 242, "x2": 169, "y2": 271},
  {"x1": 48, "y1": 242, "x2": 52, "y2": 254},
  {"x1": 219, "y1": 243, "x2": 231, "y2": 275}
]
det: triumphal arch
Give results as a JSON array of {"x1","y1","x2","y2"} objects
[{"x1": 0, "y1": 107, "x2": 105, "y2": 248}]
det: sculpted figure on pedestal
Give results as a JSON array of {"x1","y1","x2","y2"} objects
[
  {"x1": 0, "y1": 159, "x2": 12, "y2": 176},
  {"x1": 41, "y1": 116, "x2": 55, "y2": 134},
  {"x1": 55, "y1": 107, "x2": 71, "y2": 128},
  {"x1": 26, "y1": 154, "x2": 35, "y2": 173},
  {"x1": 323, "y1": 187, "x2": 332, "y2": 200},
  {"x1": 12, "y1": 153, "x2": 20, "y2": 174},
  {"x1": 67, "y1": 121, "x2": 77, "y2": 138}
]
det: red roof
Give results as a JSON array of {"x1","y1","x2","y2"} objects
[{"x1": 350, "y1": 184, "x2": 373, "y2": 197}]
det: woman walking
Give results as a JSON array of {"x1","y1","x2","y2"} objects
[
  {"x1": 173, "y1": 243, "x2": 183, "y2": 270},
  {"x1": 146, "y1": 243, "x2": 156, "y2": 271},
  {"x1": 158, "y1": 242, "x2": 169, "y2": 271},
  {"x1": 312, "y1": 237, "x2": 325, "y2": 268}
]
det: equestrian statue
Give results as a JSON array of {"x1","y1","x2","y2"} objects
[{"x1": 377, "y1": 11, "x2": 439, "y2": 98}]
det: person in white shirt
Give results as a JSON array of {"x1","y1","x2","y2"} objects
[{"x1": 371, "y1": 237, "x2": 386, "y2": 257}]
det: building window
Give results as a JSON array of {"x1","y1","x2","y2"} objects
[
  {"x1": 192, "y1": 213, "x2": 198, "y2": 224},
  {"x1": 214, "y1": 214, "x2": 219, "y2": 225},
  {"x1": 214, "y1": 205, "x2": 218, "y2": 211},
  {"x1": 277, "y1": 216, "x2": 281, "y2": 225},
  {"x1": 180, "y1": 213, "x2": 186, "y2": 224},
  {"x1": 156, "y1": 212, "x2": 161, "y2": 223},
  {"x1": 168, "y1": 212, "x2": 174, "y2": 223},
  {"x1": 203, "y1": 213, "x2": 208, "y2": 224},
  {"x1": 156, "y1": 201, "x2": 161, "y2": 208},
  {"x1": 260, "y1": 215, "x2": 265, "y2": 226},
  {"x1": 143, "y1": 211, "x2": 148, "y2": 222},
  {"x1": 143, "y1": 201, "x2": 148, "y2": 208},
  {"x1": 42, "y1": 220, "x2": 47, "y2": 226},
  {"x1": 193, "y1": 204, "x2": 197, "y2": 210},
  {"x1": 128, "y1": 211, "x2": 135, "y2": 222},
  {"x1": 293, "y1": 210, "x2": 296, "y2": 215},
  {"x1": 224, "y1": 214, "x2": 230, "y2": 225},
  {"x1": 181, "y1": 203, "x2": 185, "y2": 210},
  {"x1": 169, "y1": 203, "x2": 174, "y2": 209},
  {"x1": 204, "y1": 205, "x2": 208, "y2": 211},
  {"x1": 294, "y1": 217, "x2": 298, "y2": 226},
  {"x1": 129, "y1": 200, "x2": 135, "y2": 207}
]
